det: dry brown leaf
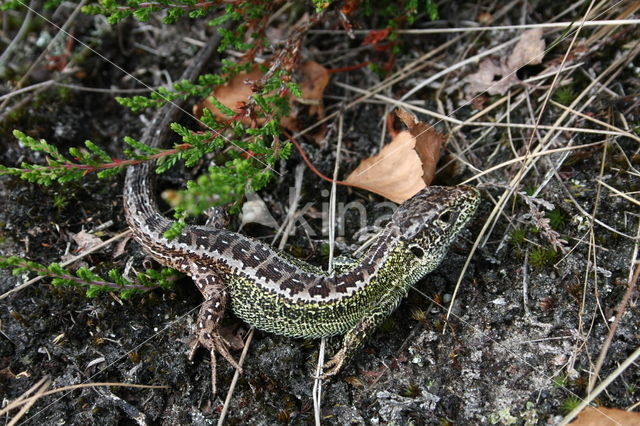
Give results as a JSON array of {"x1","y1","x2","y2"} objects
[
  {"x1": 71, "y1": 230, "x2": 103, "y2": 252},
  {"x1": 466, "y1": 28, "x2": 545, "y2": 95},
  {"x1": 239, "y1": 192, "x2": 279, "y2": 229},
  {"x1": 466, "y1": 58, "x2": 512, "y2": 95},
  {"x1": 344, "y1": 131, "x2": 424, "y2": 203},
  {"x1": 344, "y1": 110, "x2": 445, "y2": 204},
  {"x1": 343, "y1": 376, "x2": 365, "y2": 388},
  {"x1": 398, "y1": 109, "x2": 446, "y2": 186},
  {"x1": 507, "y1": 28, "x2": 545, "y2": 70},
  {"x1": 279, "y1": 61, "x2": 330, "y2": 141},
  {"x1": 296, "y1": 61, "x2": 329, "y2": 118},
  {"x1": 112, "y1": 234, "x2": 131, "y2": 259},
  {"x1": 197, "y1": 65, "x2": 262, "y2": 122},
  {"x1": 571, "y1": 406, "x2": 640, "y2": 426},
  {"x1": 196, "y1": 61, "x2": 329, "y2": 138}
]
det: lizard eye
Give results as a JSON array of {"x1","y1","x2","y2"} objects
[
  {"x1": 439, "y1": 211, "x2": 452, "y2": 223},
  {"x1": 410, "y1": 245, "x2": 424, "y2": 259},
  {"x1": 437, "y1": 210, "x2": 458, "y2": 228}
]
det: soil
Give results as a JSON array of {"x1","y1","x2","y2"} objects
[{"x1": 1, "y1": 3, "x2": 639, "y2": 425}]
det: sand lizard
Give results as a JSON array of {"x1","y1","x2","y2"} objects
[{"x1": 123, "y1": 34, "x2": 480, "y2": 394}]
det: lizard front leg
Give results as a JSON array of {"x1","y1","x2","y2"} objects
[
  {"x1": 188, "y1": 272, "x2": 241, "y2": 395},
  {"x1": 321, "y1": 307, "x2": 391, "y2": 378}
]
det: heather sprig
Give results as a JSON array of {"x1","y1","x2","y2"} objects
[
  {"x1": 1, "y1": 0, "x2": 438, "y2": 295},
  {"x1": 0, "y1": 256, "x2": 176, "y2": 298}
]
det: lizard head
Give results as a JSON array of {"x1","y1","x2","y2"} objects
[{"x1": 391, "y1": 185, "x2": 480, "y2": 271}]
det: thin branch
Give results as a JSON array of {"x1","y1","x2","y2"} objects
[
  {"x1": 217, "y1": 328, "x2": 255, "y2": 426},
  {"x1": 308, "y1": 19, "x2": 640, "y2": 35}
]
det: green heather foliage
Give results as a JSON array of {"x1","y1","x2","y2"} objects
[
  {"x1": 0, "y1": 256, "x2": 175, "y2": 298},
  {"x1": 1, "y1": 0, "x2": 438, "y2": 293}
]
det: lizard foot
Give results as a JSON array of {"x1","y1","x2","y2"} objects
[
  {"x1": 318, "y1": 348, "x2": 346, "y2": 379},
  {"x1": 189, "y1": 332, "x2": 242, "y2": 395}
]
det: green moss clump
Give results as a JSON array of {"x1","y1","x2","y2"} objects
[
  {"x1": 510, "y1": 228, "x2": 526, "y2": 245},
  {"x1": 530, "y1": 247, "x2": 560, "y2": 268}
]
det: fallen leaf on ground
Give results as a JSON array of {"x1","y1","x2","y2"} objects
[
  {"x1": 466, "y1": 28, "x2": 545, "y2": 95},
  {"x1": 343, "y1": 376, "x2": 365, "y2": 388},
  {"x1": 239, "y1": 192, "x2": 279, "y2": 230},
  {"x1": 196, "y1": 61, "x2": 329, "y2": 141},
  {"x1": 71, "y1": 230, "x2": 103, "y2": 252},
  {"x1": 344, "y1": 109, "x2": 446, "y2": 203},
  {"x1": 507, "y1": 27, "x2": 546, "y2": 71},
  {"x1": 466, "y1": 59, "x2": 506, "y2": 94},
  {"x1": 571, "y1": 406, "x2": 640, "y2": 426},
  {"x1": 402, "y1": 109, "x2": 444, "y2": 186},
  {"x1": 112, "y1": 234, "x2": 131, "y2": 259},
  {"x1": 280, "y1": 61, "x2": 330, "y2": 136},
  {"x1": 198, "y1": 65, "x2": 263, "y2": 122}
]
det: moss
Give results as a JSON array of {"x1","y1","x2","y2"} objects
[
  {"x1": 510, "y1": 228, "x2": 526, "y2": 245},
  {"x1": 378, "y1": 317, "x2": 396, "y2": 333},
  {"x1": 52, "y1": 193, "x2": 69, "y2": 209},
  {"x1": 546, "y1": 208, "x2": 568, "y2": 231},
  {"x1": 411, "y1": 307, "x2": 427, "y2": 322},
  {"x1": 554, "y1": 86, "x2": 576, "y2": 106},
  {"x1": 530, "y1": 247, "x2": 560, "y2": 268},
  {"x1": 626, "y1": 383, "x2": 637, "y2": 395},
  {"x1": 560, "y1": 396, "x2": 582, "y2": 414},
  {"x1": 319, "y1": 242, "x2": 331, "y2": 258},
  {"x1": 401, "y1": 383, "x2": 421, "y2": 397},
  {"x1": 55, "y1": 86, "x2": 73, "y2": 102},
  {"x1": 552, "y1": 374, "x2": 569, "y2": 388}
]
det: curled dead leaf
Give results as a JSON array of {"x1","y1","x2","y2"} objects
[
  {"x1": 239, "y1": 192, "x2": 279, "y2": 230},
  {"x1": 196, "y1": 61, "x2": 329, "y2": 141},
  {"x1": 466, "y1": 28, "x2": 546, "y2": 95},
  {"x1": 344, "y1": 109, "x2": 445, "y2": 204},
  {"x1": 71, "y1": 230, "x2": 103, "y2": 252}
]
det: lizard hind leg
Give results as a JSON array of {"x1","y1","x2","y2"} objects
[{"x1": 188, "y1": 272, "x2": 241, "y2": 395}]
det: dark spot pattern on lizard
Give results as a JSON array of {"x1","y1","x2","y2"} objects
[
  {"x1": 335, "y1": 271, "x2": 364, "y2": 294},
  {"x1": 307, "y1": 277, "x2": 332, "y2": 298}
]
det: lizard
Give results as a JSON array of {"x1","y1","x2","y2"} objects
[{"x1": 123, "y1": 33, "x2": 481, "y2": 395}]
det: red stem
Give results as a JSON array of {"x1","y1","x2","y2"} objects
[
  {"x1": 284, "y1": 131, "x2": 362, "y2": 190},
  {"x1": 327, "y1": 61, "x2": 371, "y2": 74}
]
